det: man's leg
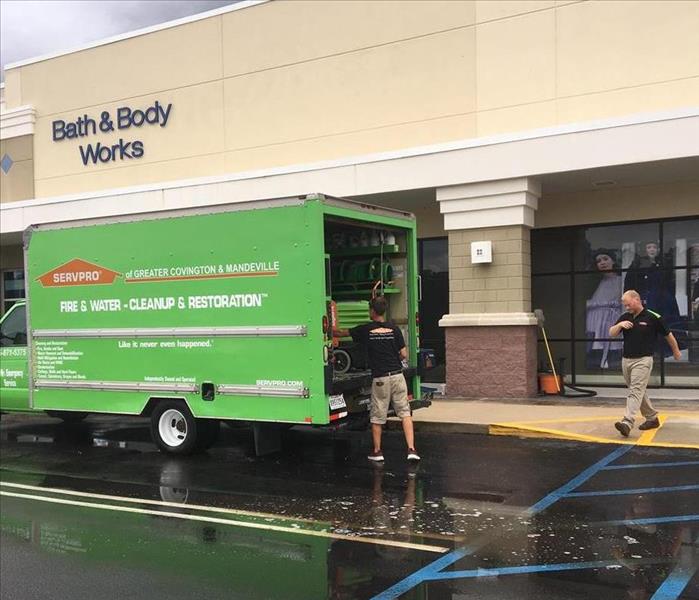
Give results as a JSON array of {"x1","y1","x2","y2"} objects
[
  {"x1": 401, "y1": 416, "x2": 415, "y2": 450},
  {"x1": 624, "y1": 357, "x2": 652, "y2": 425},
  {"x1": 616, "y1": 357, "x2": 635, "y2": 436},
  {"x1": 390, "y1": 374, "x2": 419, "y2": 459},
  {"x1": 372, "y1": 423, "x2": 383, "y2": 453},
  {"x1": 369, "y1": 377, "x2": 391, "y2": 459},
  {"x1": 638, "y1": 357, "x2": 657, "y2": 419}
]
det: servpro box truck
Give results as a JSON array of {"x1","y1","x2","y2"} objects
[{"x1": 0, "y1": 194, "x2": 428, "y2": 454}]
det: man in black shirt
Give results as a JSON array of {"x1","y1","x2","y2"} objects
[
  {"x1": 609, "y1": 290, "x2": 681, "y2": 437},
  {"x1": 334, "y1": 296, "x2": 419, "y2": 463}
]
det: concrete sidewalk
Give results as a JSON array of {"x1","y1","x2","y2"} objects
[{"x1": 390, "y1": 393, "x2": 699, "y2": 450}]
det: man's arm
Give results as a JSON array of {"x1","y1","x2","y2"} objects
[
  {"x1": 665, "y1": 332, "x2": 682, "y2": 361},
  {"x1": 609, "y1": 321, "x2": 633, "y2": 337},
  {"x1": 399, "y1": 347, "x2": 407, "y2": 360},
  {"x1": 333, "y1": 327, "x2": 350, "y2": 338}
]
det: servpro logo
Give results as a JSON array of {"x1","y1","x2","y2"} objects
[{"x1": 37, "y1": 259, "x2": 121, "y2": 287}]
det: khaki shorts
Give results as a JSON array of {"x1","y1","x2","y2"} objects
[{"x1": 370, "y1": 373, "x2": 411, "y2": 424}]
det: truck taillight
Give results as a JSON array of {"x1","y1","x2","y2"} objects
[
  {"x1": 322, "y1": 315, "x2": 329, "y2": 334},
  {"x1": 415, "y1": 312, "x2": 420, "y2": 326}
]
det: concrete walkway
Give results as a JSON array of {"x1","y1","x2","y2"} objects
[{"x1": 391, "y1": 392, "x2": 699, "y2": 450}]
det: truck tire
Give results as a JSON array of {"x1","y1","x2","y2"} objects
[
  {"x1": 150, "y1": 401, "x2": 201, "y2": 455},
  {"x1": 46, "y1": 411, "x2": 88, "y2": 423}
]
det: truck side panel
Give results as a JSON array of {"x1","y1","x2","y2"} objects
[{"x1": 26, "y1": 202, "x2": 328, "y2": 423}]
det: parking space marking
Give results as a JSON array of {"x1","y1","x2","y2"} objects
[
  {"x1": 373, "y1": 440, "x2": 699, "y2": 599},
  {"x1": 428, "y1": 558, "x2": 671, "y2": 581},
  {"x1": 526, "y1": 444, "x2": 633, "y2": 514},
  {"x1": 0, "y1": 477, "x2": 464, "y2": 545},
  {"x1": 0, "y1": 480, "x2": 318, "y2": 524},
  {"x1": 602, "y1": 461, "x2": 699, "y2": 470},
  {"x1": 0, "y1": 488, "x2": 450, "y2": 554},
  {"x1": 650, "y1": 558, "x2": 699, "y2": 600},
  {"x1": 565, "y1": 484, "x2": 699, "y2": 498},
  {"x1": 373, "y1": 444, "x2": 636, "y2": 599},
  {"x1": 595, "y1": 515, "x2": 699, "y2": 527}
]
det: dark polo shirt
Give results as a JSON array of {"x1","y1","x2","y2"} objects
[
  {"x1": 350, "y1": 320, "x2": 405, "y2": 378},
  {"x1": 615, "y1": 309, "x2": 670, "y2": 358}
]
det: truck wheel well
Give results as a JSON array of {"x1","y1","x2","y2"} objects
[{"x1": 141, "y1": 397, "x2": 190, "y2": 417}]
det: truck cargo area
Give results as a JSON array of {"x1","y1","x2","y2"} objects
[{"x1": 324, "y1": 214, "x2": 419, "y2": 412}]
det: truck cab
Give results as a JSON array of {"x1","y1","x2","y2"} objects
[{"x1": 0, "y1": 301, "x2": 29, "y2": 411}]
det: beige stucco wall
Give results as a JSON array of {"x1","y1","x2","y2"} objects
[
  {"x1": 2, "y1": 0, "x2": 698, "y2": 199},
  {"x1": 537, "y1": 180, "x2": 699, "y2": 229},
  {"x1": 0, "y1": 135, "x2": 34, "y2": 202},
  {"x1": 448, "y1": 225, "x2": 531, "y2": 314}
]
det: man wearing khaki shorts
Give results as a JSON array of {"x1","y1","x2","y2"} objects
[
  {"x1": 334, "y1": 296, "x2": 419, "y2": 463},
  {"x1": 609, "y1": 290, "x2": 681, "y2": 437}
]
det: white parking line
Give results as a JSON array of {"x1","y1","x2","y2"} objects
[
  {"x1": 1, "y1": 480, "x2": 319, "y2": 523},
  {"x1": 0, "y1": 484, "x2": 448, "y2": 554}
]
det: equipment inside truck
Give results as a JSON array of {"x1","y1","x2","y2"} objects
[{"x1": 324, "y1": 217, "x2": 416, "y2": 421}]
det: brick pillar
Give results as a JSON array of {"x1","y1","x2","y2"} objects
[{"x1": 438, "y1": 178, "x2": 540, "y2": 398}]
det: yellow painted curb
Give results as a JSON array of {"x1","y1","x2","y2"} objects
[{"x1": 489, "y1": 412, "x2": 699, "y2": 450}]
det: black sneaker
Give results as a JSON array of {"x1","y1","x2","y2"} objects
[
  {"x1": 638, "y1": 417, "x2": 660, "y2": 431},
  {"x1": 407, "y1": 448, "x2": 420, "y2": 462},
  {"x1": 368, "y1": 450, "x2": 384, "y2": 462},
  {"x1": 614, "y1": 420, "x2": 631, "y2": 437}
]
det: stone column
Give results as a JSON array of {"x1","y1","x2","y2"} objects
[{"x1": 437, "y1": 177, "x2": 540, "y2": 398}]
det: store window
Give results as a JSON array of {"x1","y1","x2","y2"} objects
[
  {"x1": 1, "y1": 269, "x2": 25, "y2": 315},
  {"x1": 418, "y1": 238, "x2": 448, "y2": 383},
  {"x1": 532, "y1": 217, "x2": 698, "y2": 388}
]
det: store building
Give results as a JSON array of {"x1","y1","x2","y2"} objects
[{"x1": 1, "y1": 0, "x2": 698, "y2": 395}]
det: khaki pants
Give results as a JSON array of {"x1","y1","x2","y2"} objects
[
  {"x1": 621, "y1": 356, "x2": 657, "y2": 425},
  {"x1": 370, "y1": 373, "x2": 411, "y2": 424}
]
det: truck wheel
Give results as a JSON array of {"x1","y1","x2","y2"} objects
[
  {"x1": 150, "y1": 401, "x2": 199, "y2": 455},
  {"x1": 46, "y1": 411, "x2": 88, "y2": 423}
]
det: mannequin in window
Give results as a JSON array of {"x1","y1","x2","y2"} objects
[
  {"x1": 586, "y1": 249, "x2": 623, "y2": 369},
  {"x1": 624, "y1": 241, "x2": 680, "y2": 326}
]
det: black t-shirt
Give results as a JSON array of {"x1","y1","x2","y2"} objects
[
  {"x1": 349, "y1": 320, "x2": 405, "y2": 377},
  {"x1": 615, "y1": 309, "x2": 670, "y2": 358}
]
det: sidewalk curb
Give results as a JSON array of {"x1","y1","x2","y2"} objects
[
  {"x1": 386, "y1": 420, "x2": 489, "y2": 435},
  {"x1": 387, "y1": 410, "x2": 699, "y2": 450}
]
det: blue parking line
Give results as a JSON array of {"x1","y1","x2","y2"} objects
[
  {"x1": 430, "y1": 559, "x2": 652, "y2": 581},
  {"x1": 650, "y1": 559, "x2": 699, "y2": 600},
  {"x1": 603, "y1": 461, "x2": 699, "y2": 470},
  {"x1": 370, "y1": 546, "x2": 474, "y2": 600},
  {"x1": 566, "y1": 484, "x2": 699, "y2": 498},
  {"x1": 372, "y1": 444, "x2": 633, "y2": 599},
  {"x1": 598, "y1": 514, "x2": 699, "y2": 527},
  {"x1": 526, "y1": 444, "x2": 633, "y2": 515}
]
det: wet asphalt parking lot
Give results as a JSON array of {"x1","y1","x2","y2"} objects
[{"x1": 0, "y1": 414, "x2": 697, "y2": 600}]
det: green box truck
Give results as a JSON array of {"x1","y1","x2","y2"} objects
[{"x1": 0, "y1": 194, "x2": 427, "y2": 454}]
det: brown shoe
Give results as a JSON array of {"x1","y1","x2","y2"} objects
[
  {"x1": 638, "y1": 417, "x2": 660, "y2": 431},
  {"x1": 614, "y1": 420, "x2": 631, "y2": 437}
]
